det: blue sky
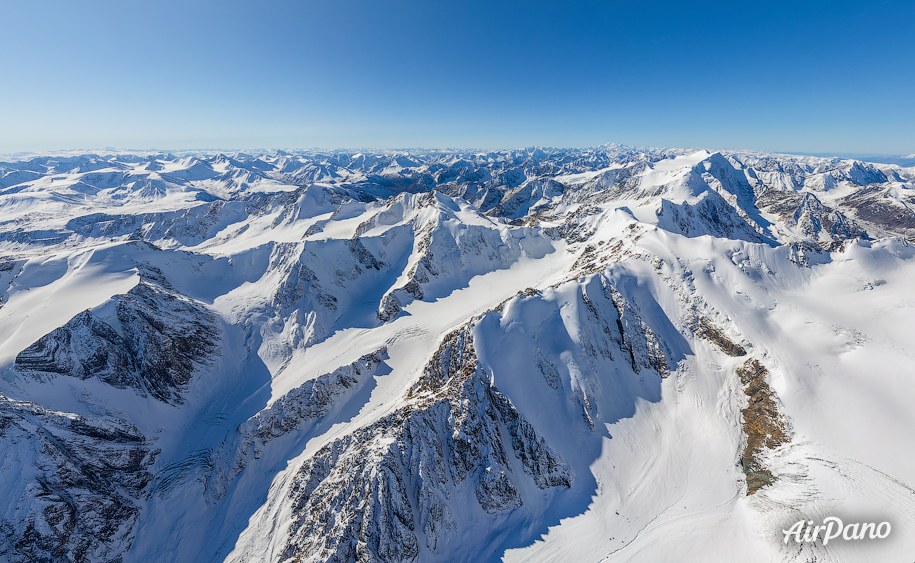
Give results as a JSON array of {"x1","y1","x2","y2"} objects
[{"x1": 1, "y1": 0, "x2": 913, "y2": 154}]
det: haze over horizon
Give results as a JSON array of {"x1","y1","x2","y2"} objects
[
  {"x1": 2, "y1": 0, "x2": 913, "y2": 155},
  {"x1": 2, "y1": 144, "x2": 914, "y2": 166}
]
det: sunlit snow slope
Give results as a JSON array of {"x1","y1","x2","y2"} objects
[{"x1": 1, "y1": 146, "x2": 914, "y2": 562}]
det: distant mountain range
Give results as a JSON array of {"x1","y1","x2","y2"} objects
[{"x1": 787, "y1": 151, "x2": 915, "y2": 167}]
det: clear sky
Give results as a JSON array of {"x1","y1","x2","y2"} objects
[{"x1": 1, "y1": 0, "x2": 913, "y2": 154}]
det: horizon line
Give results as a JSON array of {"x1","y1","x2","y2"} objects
[{"x1": 2, "y1": 144, "x2": 914, "y2": 164}]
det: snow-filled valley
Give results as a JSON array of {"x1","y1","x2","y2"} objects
[{"x1": 1, "y1": 145, "x2": 914, "y2": 562}]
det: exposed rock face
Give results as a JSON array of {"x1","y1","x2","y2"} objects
[
  {"x1": 697, "y1": 318, "x2": 747, "y2": 357},
  {"x1": 840, "y1": 186, "x2": 915, "y2": 240},
  {"x1": 376, "y1": 195, "x2": 553, "y2": 322},
  {"x1": 15, "y1": 278, "x2": 218, "y2": 404},
  {"x1": 0, "y1": 397, "x2": 157, "y2": 563},
  {"x1": 241, "y1": 350, "x2": 387, "y2": 452},
  {"x1": 656, "y1": 190, "x2": 771, "y2": 244},
  {"x1": 257, "y1": 236, "x2": 392, "y2": 357},
  {"x1": 737, "y1": 358, "x2": 790, "y2": 495},
  {"x1": 65, "y1": 200, "x2": 248, "y2": 247},
  {"x1": 207, "y1": 349, "x2": 391, "y2": 500},
  {"x1": 757, "y1": 190, "x2": 867, "y2": 247},
  {"x1": 604, "y1": 282, "x2": 670, "y2": 377},
  {"x1": 491, "y1": 178, "x2": 565, "y2": 219},
  {"x1": 786, "y1": 240, "x2": 831, "y2": 267},
  {"x1": 279, "y1": 326, "x2": 571, "y2": 562}
]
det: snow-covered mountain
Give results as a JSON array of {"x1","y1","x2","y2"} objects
[{"x1": 1, "y1": 146, "x2": 914, "y2": 562}]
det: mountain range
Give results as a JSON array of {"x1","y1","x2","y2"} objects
[{"x1": 1, "y1": 145, "x2": 913, "y2": 562}]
